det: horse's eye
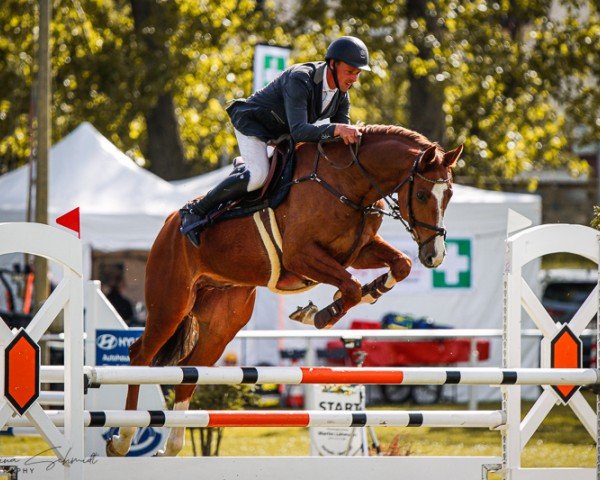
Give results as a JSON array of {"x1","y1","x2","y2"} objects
[{"x1": 416, "y1": 191, "x2": 427, "y2": 202}]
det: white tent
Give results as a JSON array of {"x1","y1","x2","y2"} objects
[
  {"x1": 171, "y1": 164, "x2": 232, "y2": 196},
  {"x1": 0, "y1": 122, "x2": 188, "y2": 250},
  {"x1": 0, "y1": 123, "x2": 189, "y2": 283}
]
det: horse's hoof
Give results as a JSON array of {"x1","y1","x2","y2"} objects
[
  {"x1": 106, "y1": 438, "x2": 126, "y2": 457},
  {"x1": 289, "y1": 301, "x2": 318, "y2": 326}
]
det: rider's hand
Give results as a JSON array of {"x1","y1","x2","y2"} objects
[{"x1": 334, "y1": 124, "x2": 362, "y2": 145}]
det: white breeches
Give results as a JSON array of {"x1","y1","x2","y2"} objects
[{"x1": 234, "y1": 129, "x2": 270, "y2": 192}]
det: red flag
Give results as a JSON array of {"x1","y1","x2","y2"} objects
[{"x1": 56, "y1": 207, "x2": 80, "y2": 238}]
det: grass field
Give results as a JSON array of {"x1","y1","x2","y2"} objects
[{"x1": 1, "y1": 396, "x2": 596, "y2": 473}]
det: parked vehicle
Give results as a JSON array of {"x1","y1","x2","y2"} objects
[
  {"x1": 540, "y1": 269, "x2": 596, "y2": 324},
  {"x1": 540, "y1": 268, "x2": 596, "y2": 367}
]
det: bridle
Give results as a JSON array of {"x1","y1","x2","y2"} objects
[
  {"x1": 383, "y1": 149, "x2": 452, "y2": 248},
  {"x1": 291, "y1": 138, "x2": 452, "y2": 250}
]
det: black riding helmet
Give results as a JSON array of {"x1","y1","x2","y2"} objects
[{"x1": 325, "y1": 36, "x2": 371, "y2": 72}]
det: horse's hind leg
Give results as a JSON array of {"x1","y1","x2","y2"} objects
[
  {"x1": 107, "y1": 264, "x2": 198, "y2": 456},
  {"x1": 156, "y1": 285, "x2": 257, "y2": 456}
]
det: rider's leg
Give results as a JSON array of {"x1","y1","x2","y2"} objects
[
  {"x1": 179, "y1": 130, "x2": 269, "y2": 246},
  {"x1": 233, "y1": 129, "x2": 270, "y2": 192}
]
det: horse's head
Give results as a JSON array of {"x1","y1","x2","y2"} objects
[{"x1": 397, "y1": 144, "x2": 463, "y2": 268}]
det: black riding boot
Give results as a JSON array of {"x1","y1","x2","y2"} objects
[{"x1": 179, "y1": 169, "x2": 250, "y2": 247}]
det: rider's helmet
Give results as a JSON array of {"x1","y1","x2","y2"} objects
[{"x1": 325, "y1": 36, "x2": 371, "y2": 71}]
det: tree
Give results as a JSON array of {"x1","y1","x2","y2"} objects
[
  {"x1": 1, "y1": 1, "x2": 598, "y2": 185},
  {"x1": 282, "y1": 0, "x2": 599, "y2": 186},
  {"x1": 0, "y1": 0, "x2": 273, "y2": 179}
]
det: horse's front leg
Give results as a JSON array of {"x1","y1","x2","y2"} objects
[
  {"x1": 332, "y1": 235, "x2": 412, "y2": 305},
  {"x1": 286, "y1": 243, "x2": 362, "y2": 329}
]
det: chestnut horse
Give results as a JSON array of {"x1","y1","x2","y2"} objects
[{"x1": 107, "y1": 125, "x2": 462, "y2": 456}]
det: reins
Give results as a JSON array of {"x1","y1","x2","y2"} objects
[{"x1": 289, "y1": 136, "x2": 451, "y2": 251}]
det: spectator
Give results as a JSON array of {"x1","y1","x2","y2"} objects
[
  {"x1": 106, "y1": 285, "x2": 136, "y2": 325},
  {"x1": 101, "y1": 264, "x2": 138, "y2": 327}
]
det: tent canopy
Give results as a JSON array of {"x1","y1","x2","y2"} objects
[{"x1": 0, "y1": 123, "x2": 188, "y2": 251}]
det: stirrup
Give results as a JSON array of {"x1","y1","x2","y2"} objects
[
  {"x1": 184, "y1": 229, "x2": 200, "y2": 247},
  {"x1": 180, "y1": 215, "x2": 209, "y2": 247},
  {"x1": 180, "y1": 216, "x2": 210, "y2": 235}
]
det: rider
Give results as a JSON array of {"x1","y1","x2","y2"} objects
[{"x1": 179, "y1": 36, "x2": 371, "y2": 246}]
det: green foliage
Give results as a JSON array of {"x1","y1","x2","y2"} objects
[
  {"x1": 289, "y1": 0, "x2": 599, "y2": 187},
  {"x1": 0, "y1": 0, "x2": 273, "y2": 176},
  {"x1": 1, "y1": 0, "x2": 598, "y2": 183},
  {"x1": 165, "y1": 384, "x2": 258, "y2": 456},
  {"x1": 591, "y1": 205, "x2": 600, "y2": 231}
]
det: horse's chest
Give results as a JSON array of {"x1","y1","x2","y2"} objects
[{"x1": 326, "y1": 213, "x2": 382, "y2": 259}]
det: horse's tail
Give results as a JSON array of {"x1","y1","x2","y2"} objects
[{"x1": 151, "y1": 314, "x2": 198, "y2": 366}]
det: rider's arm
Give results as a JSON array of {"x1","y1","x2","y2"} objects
[
  {"x1": 283, "y1": 75, "x2": 337, "y2": 143},
  {"x1": 329, "y1": 93, "x2": 360, "y2": 144}
]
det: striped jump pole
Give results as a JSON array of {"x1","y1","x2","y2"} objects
[
  {"x1": 6, "y1": 409, "x2": 506, "y2": 429},
  {"x1": 62, "y1": 366, "x2": 600, "y2": 387}
]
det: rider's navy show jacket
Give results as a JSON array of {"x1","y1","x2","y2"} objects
[{"x1": 226, "y1": 61, "x2": 350, "y2": 143}]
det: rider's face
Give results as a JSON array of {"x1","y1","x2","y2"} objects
[{"x1": 332, "y1": 61, "x2": 361, "y2": 92}]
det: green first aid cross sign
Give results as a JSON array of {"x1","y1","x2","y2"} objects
[
  {"x1": 432, "y1": 239, "x2": 472, "y2": 288},
  {"x1": 264, "y1": 55, "x2": 285, "y2": 75},
  {"x1": 253, "y1": 45, "x2": 291, "y2": 92}
]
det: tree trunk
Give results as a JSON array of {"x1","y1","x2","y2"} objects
[
  {"x1": 130, "y1": 0, "x2": 189, "y2": 180},
  {"x1": 406, "y1": 0, "x2": 446, "y2": 145},
  {"x1": 199, "y1": 427, "x2": 223, "y2": 456},
  {"x1": 408, "y1": 75, "x2": 446, "y2": 144},
  {"x1": 145, "y1": 92, "x2": 188, "y2": 180}
]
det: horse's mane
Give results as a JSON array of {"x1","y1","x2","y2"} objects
[{"x1": 359, "y1": 124, "x2": 435, "y2": 149}]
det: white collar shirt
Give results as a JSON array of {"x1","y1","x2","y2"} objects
[{"x1": 321, "y1": 66, "x2": 338, "y2": 113}]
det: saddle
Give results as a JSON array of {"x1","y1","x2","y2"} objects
[{"x1": 204, "y1": 136, "x2": 296, "y2": 225}]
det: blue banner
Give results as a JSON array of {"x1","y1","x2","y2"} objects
[{"x1": 95, "y1": 329, "x2": 143, "y2": 366}]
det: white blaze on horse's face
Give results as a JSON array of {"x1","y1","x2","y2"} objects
[{"x1": 429, "y1": 182, "x2": 448, "y2": 267}]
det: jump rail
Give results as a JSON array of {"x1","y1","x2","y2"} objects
[
  {"x1": 68, "y1": 366, "x2": 600, "y2": 386},
  {"x1": 6, "y1": 409, "x2": 506, "y2": 429}
]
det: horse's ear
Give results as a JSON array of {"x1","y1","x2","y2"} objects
[
  {"x1": 444, "y1": 144, "x2": 463, "y2": 168},
  {"x1": 418, "y1": 145, "x2": 438, "y2": 171}
]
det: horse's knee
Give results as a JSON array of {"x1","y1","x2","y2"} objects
[
  {"x1": 341, "y1": 277, "x2": 362, "y2": 306},
  {"x1": 392, "y1": 254, "x2": 412, "y2": 281}
]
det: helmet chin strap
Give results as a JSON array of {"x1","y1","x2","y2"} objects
[{"x1": 329, "y1": 60, "x2": 341, "y2": 90}]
